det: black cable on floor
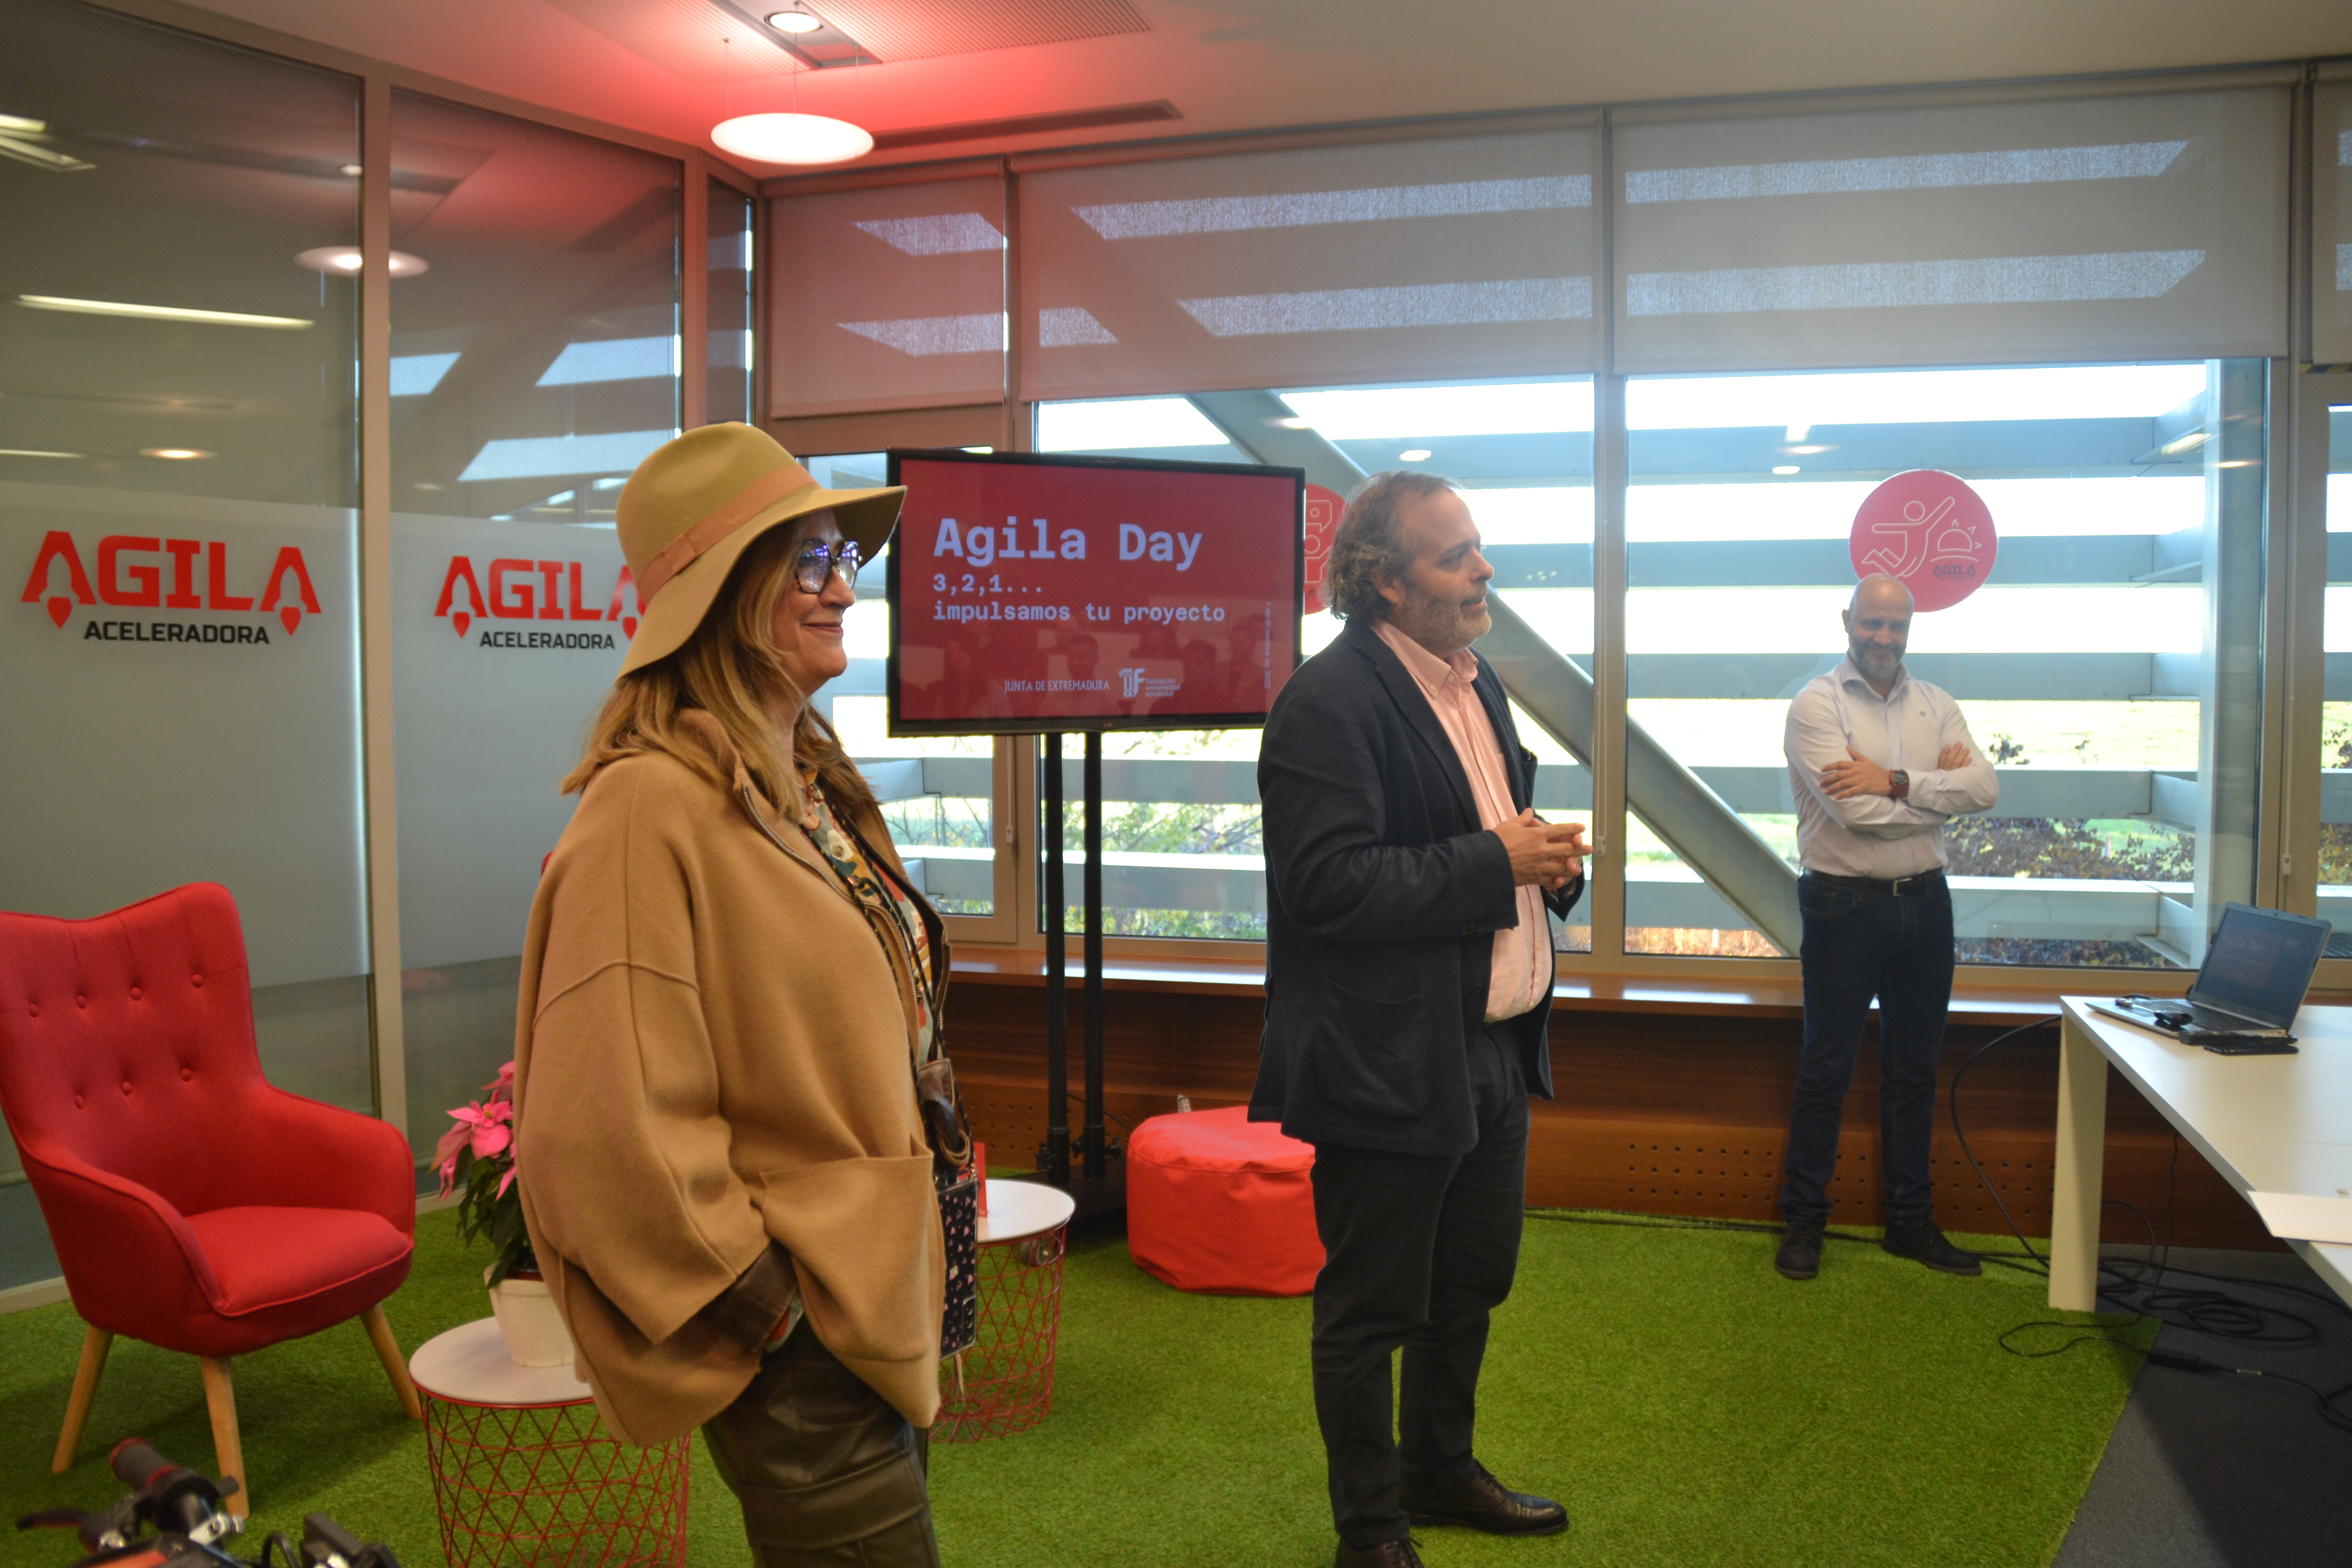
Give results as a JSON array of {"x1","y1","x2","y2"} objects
[
  {"x1": 1947, "y1": 1017, "x2": 2057, "y2": 1269},
  {"x1": 1947, "y1": 1022, "x2": 2352, "y2": 1437}
]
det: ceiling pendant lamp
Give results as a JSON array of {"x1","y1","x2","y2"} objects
[{"x1": 711, "y1": 112, "x2": 871, "y2": 165}]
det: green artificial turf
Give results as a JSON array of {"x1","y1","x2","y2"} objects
[{"x1": 0, "y1": 1208, "x2": 2149, "y2": 1568}]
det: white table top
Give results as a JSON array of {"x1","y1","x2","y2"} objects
[
  {"x1": 2062, "y1": 995, "x2": 2352, "y2": 1223},
  {"x1": 410, "y1": 1317, "x2": 594, "y2": 1409},
  {"x1": 978, "y1": 1178, "x2": 1076, "y2": 1244}
]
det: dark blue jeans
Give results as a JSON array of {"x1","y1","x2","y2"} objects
[{"x1": 1778, "y1": 874, "x2": 1955, "y2": 1227}]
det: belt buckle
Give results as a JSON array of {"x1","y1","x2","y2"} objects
[{"x1": 1889, "y1": 874, "x2": 1921, "y2": 897}]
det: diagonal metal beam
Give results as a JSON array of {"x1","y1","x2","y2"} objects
[
  {"x1": 1476, "y1": 598, "x2": 1801, "y2": 952},
  {"x1": 1187, "y1": 390, "x2": 1802, "y2": 953}
]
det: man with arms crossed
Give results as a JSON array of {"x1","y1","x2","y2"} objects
[
  {"x1": 1253, "y1": 471, "x2": 1586, "y2": 1568},
  {"x1": 1776, "y1": 572, "x2": 2000, "y2": 1282}
]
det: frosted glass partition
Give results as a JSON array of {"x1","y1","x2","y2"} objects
[
  {"x1": 1019, "y1": 128, "x2": 1600, "y2": 402},
  {"x1": 2316, "y1": 83, "x2": 2352, "y2": 366},
  {"x1": 0, "y1": 0, "x2": 366, "y2": 1288},
  {"x1": 768, "y1": 175, "x2": 1008, "y2": 418},
  {"x1": 387, "y1": 91, "x2": 680, "y2": 1169},
  {"x1": 391, "y1": 514, "x2": 634, "y2": 1143},
  {"x1": 1614, "y1": 88, "x2": 2289, "y2": 372},
  {"x1": 387, "y1": 91, "x2": 680, "y2": 522}
]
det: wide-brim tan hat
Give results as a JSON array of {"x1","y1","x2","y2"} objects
[{"x1": 614, "y1": 423, "x2": 903, "y2": 676}]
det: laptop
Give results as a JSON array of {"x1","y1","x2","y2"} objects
[{"x1": 2091, "y1": 902, "x2": 2332, "y2": 1054}]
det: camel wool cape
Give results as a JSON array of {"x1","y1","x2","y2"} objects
[{"x1": 513, "y1": 712, "x2": 946, "y2": 1447}]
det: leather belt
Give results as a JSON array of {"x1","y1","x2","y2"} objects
[{"x1": 1803, "y1": 869, "x2": 1946, "y2": 898}]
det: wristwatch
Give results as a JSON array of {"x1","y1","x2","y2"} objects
[{"x1": 1888, "y1": 769, "x2": 1909, "y2": 800}]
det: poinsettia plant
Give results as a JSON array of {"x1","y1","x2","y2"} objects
[{"x1": 433, "y1": 1062, "x2": 536, "y2": 1286}]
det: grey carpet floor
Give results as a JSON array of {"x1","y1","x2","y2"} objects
[{"x1": 2054, "y1": 1245, "x2": 2352, "y2": 1568}]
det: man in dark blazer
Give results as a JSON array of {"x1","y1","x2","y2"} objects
[{"x1": 1252, "y1": 470, "x2": 1585, "y2": 1568}]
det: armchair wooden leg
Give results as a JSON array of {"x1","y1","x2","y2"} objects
[
  {"x1": 52, "y1": 1325, "x2": 113, "y2": 1473},
  {"x1": 359, "y1": 1303, "x2": 423, "y2": 1420},
  {"x1": 198, "y1": 1357, "x2": 247, "y2": 1520}
]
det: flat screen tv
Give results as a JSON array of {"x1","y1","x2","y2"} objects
[{"x1": 886, "y1": 449, "x2": 1306, "y2": 736}]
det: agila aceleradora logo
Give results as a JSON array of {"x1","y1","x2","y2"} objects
[{"x1": 20, "y1": 532, "x2": 643, "y2": 652}]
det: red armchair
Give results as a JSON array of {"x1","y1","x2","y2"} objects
[{"x1": 0, "y1": 884, "x2": 422, "y2": 1515}]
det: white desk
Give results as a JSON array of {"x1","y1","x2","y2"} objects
[{"x1": 2050, "y1": 997, "x2": 2352, "y2": 1311}]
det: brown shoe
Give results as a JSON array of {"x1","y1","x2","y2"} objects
[
  {"x1": 1333, "y1": 1539, "x2": 1424, "y2": 1567},
  {"x1": 1400, "y1": 1460, "x2": 1569, "y2": 1536}
]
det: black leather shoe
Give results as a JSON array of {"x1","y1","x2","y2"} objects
[
  {"x1": 1333, "y1": 1538, "x2": 1424, "y2": 1567},
  {"x1": 1881, "y1": 1218, "x2": 1981, "y2": 1276},
  {"x1": 1401, "y1": 1461, "x2": 1567, "y2": 1536},
  {"x1": 1776, "y1": 1219, "x2": 1824, "y2": 1280}
]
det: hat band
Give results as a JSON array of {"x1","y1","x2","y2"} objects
[{"x1": 636, "y1": 459, "x2": 817, "y2": 606}]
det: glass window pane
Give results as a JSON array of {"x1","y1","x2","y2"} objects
[
  {"x1": 1623, "y1": 361, "x2": 2261, "y2": 967},
  {"x1": 387, "y1": 90, "x2": 680, "y2": 1169},
  {"x1": 0, "y1": 0, "x2": 366, "y2": 1284},
  {"x1": 2316, "y1": 398, "x2": 2352, "y2": 945},
  {"x1": 1033, "y1": 382, "x2": 1594, "y2": 949},
  {"x1": 814, "y1": 452, "x2": 996, "y2": 915},
  {"x1": 708, "y1": 178, "x2": 754, "y2": 425}
]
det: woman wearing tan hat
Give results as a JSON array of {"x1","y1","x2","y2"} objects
[{"x1": 513, "y1": 423, "x2": 951, "y2": 1566}]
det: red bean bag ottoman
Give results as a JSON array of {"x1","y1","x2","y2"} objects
[{"x1": 1127, "y1": 1106, "x2": 1324, "y2": 1296}]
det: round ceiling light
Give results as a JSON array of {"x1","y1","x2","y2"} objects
[
  {"x1": 711, "y1": 112, "x2": 872, "y2": 165},
  {"x1": 765, "y1": 9, "x2": 823, "y2": 32},
  {"x1": 295, "y1": 246, "x2": 430, "y2": 278}
]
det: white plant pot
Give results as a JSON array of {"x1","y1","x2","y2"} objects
[{"x1": 486, "y1": 1268, "x2": 574, "y2": 1367}]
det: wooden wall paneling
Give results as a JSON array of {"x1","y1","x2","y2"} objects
[{"x1": 946, "y1": 978, "x2": 2281, "y2": 1251}]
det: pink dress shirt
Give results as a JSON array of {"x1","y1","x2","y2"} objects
[{"x1": 1374, "y1": 620, "x2": 1552, "y2": 1022}]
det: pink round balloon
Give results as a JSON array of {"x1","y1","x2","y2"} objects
[{"x1": 1848, "y1": 469, "x2": 1998, "y2": 612}]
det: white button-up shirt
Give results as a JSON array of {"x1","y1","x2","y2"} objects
[{"x1": 1784, "y1": 655, "x2": 1999, "y2": 878}]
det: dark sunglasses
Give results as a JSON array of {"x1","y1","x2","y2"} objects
[{"x1": 790, "y1": 538, "x2": 862, "y2": 595}]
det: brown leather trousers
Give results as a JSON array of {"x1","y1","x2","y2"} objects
[{"x1": 702, "y1": 1326, "x2": 941, "y2": 1567}]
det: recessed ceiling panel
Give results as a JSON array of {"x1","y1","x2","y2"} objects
[
  {"x1": 811, "y1": 0, "x2": 1149, "y2": 63},
  {"x1": 540, "y1": 0, "x2": 804, "y2": 85}
]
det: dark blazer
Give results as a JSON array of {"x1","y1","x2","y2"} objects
[{"x1": 1250, "y1": 617, "x2": 1582, "y2": 1158}]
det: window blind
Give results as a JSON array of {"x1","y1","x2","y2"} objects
[
  {"x1": 1016, "y1": 127, "x2": 1599, "y2": 402},
  {"x1": 2316, "y1": 81, "x2": 2352, "y2": 366},
  {"x1": 1612, "y1": 87, "x2": 2289, "y2": 373},
  {"x1": 767, "y1": 174, "x2": 1007, "y2": 418}
]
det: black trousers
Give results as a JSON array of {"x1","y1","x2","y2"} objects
[
  {"x1": 1308, "y1": 1023, "x2": 1530, "y2": 1549},
  {"x1": 702, "y1": 1326, "x2": 941, "y2": 1567}
]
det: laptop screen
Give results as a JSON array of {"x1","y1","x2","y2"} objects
[{"x1": 2187, "y1": 904, "x2": 2331, "y2": 1028}]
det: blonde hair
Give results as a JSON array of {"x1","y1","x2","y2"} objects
[{"x1": 564, "y1": 522, "x2": 877, "y2": 825}]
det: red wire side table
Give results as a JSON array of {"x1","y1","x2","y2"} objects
[
  {"x1": 409, "y1": 1318, "x2": 688, "y2": 1567},
  {"x1": 934, "y1": 1179, "x2": 1078, "y2": 1442}
]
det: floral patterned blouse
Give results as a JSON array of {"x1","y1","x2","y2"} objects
[{"x1": 799, "y1": 774, "x2": 939, "y2": 1063}]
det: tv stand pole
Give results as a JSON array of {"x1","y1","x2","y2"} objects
[
  {"x1": 1082, "y1": 731, "x2": 1107, "y2": 1180},
  {"x1": 1027, "y1": 730, "x2": 1124, "y2": 1219},
  {"x1": 1041, "y1": 732, "x2": 1068, "y2": 1187}
]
